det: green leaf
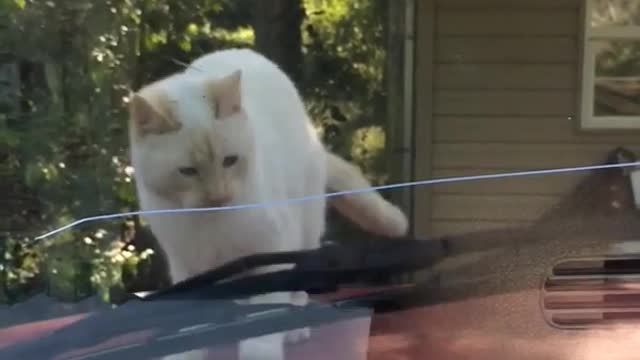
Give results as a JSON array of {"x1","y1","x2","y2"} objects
[
  {"x1": 14, "y1": 0, "x2": 26, "y2": 10},
  {"x1": 178, "y1": 38, "x2": 192, "y2": 52},
  {"x1": 186, "y1": 23, "x2": 198, "y2": 36}
]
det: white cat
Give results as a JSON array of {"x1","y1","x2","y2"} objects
[{"x1": 128, "y1": 48, "x2": 408, "y2": 359}]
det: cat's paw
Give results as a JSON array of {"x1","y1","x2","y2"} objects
[
  {"x1": 285, "y1": 326, "x2": 311, "y2": 344},
  {"x1": 379, "y1": 202, "x2": 409, "y2": 238},
  {"x1": 238, "y1": 335, "x2": 285, "y2": 360}
]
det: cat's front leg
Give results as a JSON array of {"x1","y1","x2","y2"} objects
[
  {"x1": 238, "y1": 292, "x2": 289, "y2": 360},
  {"x1": 238, "y1": 332, "x2": 286, "y2": 360},
  {"x1": 284, "y1": 291, "x2": 311, "y2": 344},
  {"x1": 237, "y1": 290, "x2": 312, "y2": 360}
]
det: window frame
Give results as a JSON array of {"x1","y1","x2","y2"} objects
[{"x1": 580, "y1": 0, "x2": 640, "y2": 130}]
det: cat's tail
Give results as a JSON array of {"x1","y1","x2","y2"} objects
[{"x1": 325, "y1": 151, "x2": 409, "y2": 238}]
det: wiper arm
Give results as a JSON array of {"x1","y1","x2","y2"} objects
[{"x1": 141, "y1": 237, "x2": 449, "y2": 301}]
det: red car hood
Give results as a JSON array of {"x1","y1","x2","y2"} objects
[
  {"x1": 3, "y1": 286, "x2": 640, "y2": 360},
  {"x1": 0, "y1": 286, "x2": 397, "y2": 360},
  {"x1": 0, "y1": 313, "x2": 91, "y2": 350}
]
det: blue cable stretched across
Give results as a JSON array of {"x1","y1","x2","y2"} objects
[{"x1": 33, "y1": 161, "x2": 640, "y2": 241}]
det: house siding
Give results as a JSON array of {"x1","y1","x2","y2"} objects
[{"x1": 414, "y1": 0, "x2": 640, "y2": 238}]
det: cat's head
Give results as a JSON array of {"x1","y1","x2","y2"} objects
[{"x1": 128, "y1": 69, "x2": 255, "y2": 209}]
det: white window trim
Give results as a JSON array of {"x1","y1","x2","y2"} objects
[{"x1": 580, "y1": 0, "x2": 640, "y2": 130}]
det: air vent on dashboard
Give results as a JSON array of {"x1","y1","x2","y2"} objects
[{"x1": 542, "y1": 256, "x2": 640, "y2": 329}]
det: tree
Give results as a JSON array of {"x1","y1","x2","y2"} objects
[
  {"x1": 252, "y1": 0, "x2": 304, "y2": 83},
  {"x1": 0, "y1": 0, "x2": 403, "y2": 306}
]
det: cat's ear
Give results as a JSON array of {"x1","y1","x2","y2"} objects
[
  {"x1": 128, "y1": 90, "x2": 181, "y2": 137},
  {"x1": 207, "y1": 70, "x2": 243, "y2": 120}
]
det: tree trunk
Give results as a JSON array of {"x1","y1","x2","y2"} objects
[
  {"x1": 384, "y1": 0, "x2": 413, "y2": 213},
  {"x1": 251, "y1": 0, "x2": 304, "y2": 83}
]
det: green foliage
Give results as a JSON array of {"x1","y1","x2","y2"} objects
[
  {"x1": 301, "y1": 0, "x2": 389, "y2": 183},
  {"x1": 595, "y1": 40, "x2": 640, "y2": 78},
  {"x1": 0, "y1": 0, "x2": 396, "y2": 305}
]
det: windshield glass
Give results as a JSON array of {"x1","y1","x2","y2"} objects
[{"x1": 2, "y1": 0, "x2": 640, "y2": 359}]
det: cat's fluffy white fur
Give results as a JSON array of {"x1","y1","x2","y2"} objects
[{"x1": 129, "y1": 48, "x2": 408, "y2": 359}]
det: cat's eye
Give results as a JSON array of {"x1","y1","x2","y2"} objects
[
  {"x1": 178, "y1": 167, "x2": 199, "y2": 176},
  {"x1": 222, "y1": 155, "x2": 238, "y2": 168}
]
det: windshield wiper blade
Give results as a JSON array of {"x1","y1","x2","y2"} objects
[
  {"x1": 0, "y1": 237, "x2": 448, "y2": 360},
  {"x1": 141, "y1": 237, "x2": 449, "y2": 301}
]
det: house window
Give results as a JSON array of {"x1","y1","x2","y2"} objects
[{"x1": 580, "y1": 0, "x2": 640, "y2": 129}]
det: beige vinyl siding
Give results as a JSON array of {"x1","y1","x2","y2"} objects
[
  {"x1": 437, "y1": 37, "x2": 578, "y2": 64},
  {"x1": 436, "y1": 64, "x2": 577, "y2": 90},
  {"x1": 433, "y1": 194, "x2": 558, "y2": 221},
  {"x1": 433, "y1": 143, "x2": 640, "y2": 169},
  {"x1": 435, "y1": 117, "x2": 640, "y2": 143},
  {"x1": 414, "y1": 0, "x2": 640, "y2": 238},
  {"x1": 437, "y1": 11, "x2": 577, "y2": 36},
  {"x1": 431, "y1": 169, "x2": 585, "y2": 195},
  {"x1": 438, "y1": 0, "x2": 580, "y2": 10},
  {"x1": 435, "y1": 90, "x2": 576, "y2": 116}
]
